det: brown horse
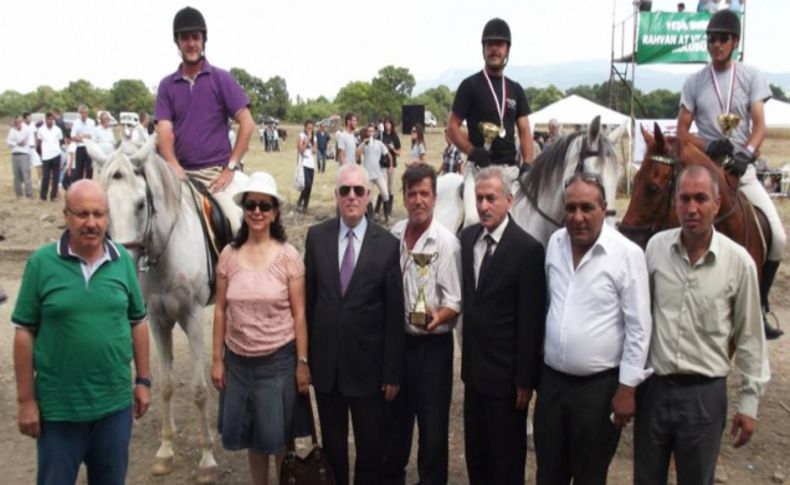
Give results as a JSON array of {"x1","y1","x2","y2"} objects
[{"x1": 619, "y1": 124, "x2": 769, "y2": 280}]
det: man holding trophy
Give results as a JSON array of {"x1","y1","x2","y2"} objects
[
  {"x1": 676, "y1": 9, "x2": 786, "y2": 339},
  {"x1": 447, "y1": 17, "x2": 534, "y2": 227},
  {"x1": 384, "y1": 164, "x2": 462, "y2": 485}
]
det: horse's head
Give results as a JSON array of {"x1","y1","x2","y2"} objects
[
  {"x1": 91, "y1": 137, "x2": 157, "y2": 254},
  {"x1": 618, "y1": 123, "x2": 682, "y2": 248},
  {"x1": 571, "y1": 116, "x2": 621, "y2": 218}
]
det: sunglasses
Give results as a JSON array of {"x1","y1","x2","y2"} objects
[
  {"x1": 707, "y1": 33, "x2": 732, "y2": 44},
  {"x1": 338, "y1": 185, "x2": 366, "y2": 197},
  {"x1": 564, "y1": 172, "x2": 607, "y2": 200},
  {"x1": 243, "y1": 199, "x2": 274, "y2": 212}
]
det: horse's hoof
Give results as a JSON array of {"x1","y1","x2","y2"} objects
[
  {"x1": 151, "y1": 456, "x2": 174, "y2": 476},
  {"x1": 196, "y1": 464, "x2": 218, "y2": 484}
]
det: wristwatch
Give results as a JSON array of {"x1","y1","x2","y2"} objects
[
  {"x1": 227, "y1": 160, "x2": 239, "y2": 171},
  {"x1": 297, "y1": 356, "x2": 309, "y2": 365},
  {"x1": 135, "y1": 376, "x2": 152, "y2": 387}
]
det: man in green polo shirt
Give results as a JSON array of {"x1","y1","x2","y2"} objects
[{"x1": 12, "y1": 179, "x2": 151, "y2": 485}]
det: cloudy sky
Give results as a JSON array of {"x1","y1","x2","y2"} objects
[{"x1": 1, "y1": 0, "x2": 787, "y2": 100}]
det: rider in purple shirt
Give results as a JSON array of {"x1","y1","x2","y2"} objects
[{"x1": 155, "y1": 6, "x2": 254, "y2": 193}]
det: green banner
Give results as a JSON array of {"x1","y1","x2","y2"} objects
[{"x1": 636, "y1": 11, "x2": 741, "y2": 65}]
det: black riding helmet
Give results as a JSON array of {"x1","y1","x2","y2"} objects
[
  {"x1": 707, "y1": 9, "x2": 741, "y2": 38},
  {"x1": 173, "y1": 6, "x2": 207, "y2": 42},
  {"x1": 481, "y1": 18, "x2": 511, "y2": 46}
]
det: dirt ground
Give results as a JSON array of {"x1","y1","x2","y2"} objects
[{"x1": 0, "y1": 124, "x2": 789, "y2": 484}]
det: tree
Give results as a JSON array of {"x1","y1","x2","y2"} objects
[
  {"x1": 287, "y1": 96, "x2": 337, "y2": 123},
  {"x1": 262, "y1": 76, "x2": 290, "y2": 120},
  {"x1": 770, "y1": 84, "x2": 788, "y2": 102},
  {"x1": 335, "y1": 81, "x2": 376, "y2": 122},
  {"x1": 528, "y1": 84, "x2": 564, "y2": 111},
  {"x1": 25, "y1": 86, "x2": 65, "y2": 113},
  {"x1": 230, "y1": 67, "x2": 268, "y2": 117},
  {"x1": 107, "y1": 79, "x2": 154, "y2": 115},
  {"x1": 61, "y1": 79, "x2": 107, "y2": 114},
  {"x1": 370, "y1": 66, "x2": 416, "y2": 122},
  {"x1": 410, "y1": 84, "x2": 454, "y2": 126},
  {"x1": 0, "y1": 90, "x2": 29, "y2": 118}
]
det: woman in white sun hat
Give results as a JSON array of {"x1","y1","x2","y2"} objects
[{"x1": 211, "y1": 171, "x2": 310, "y2": 484}]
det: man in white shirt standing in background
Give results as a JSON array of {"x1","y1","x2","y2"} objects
[
  {"x1": 36, "y1": 112, "x2": 64, "y2": 202},
  {"x1": 70, "y1": 104, "x2": 96, "y2": 180},
  {"x1": 336, "y1": 112, "x2": 359, "y2": 166},
  {"x1": 7, "y1": 115, "x2": 33, "y2": 199},
  {"x1": 535, "y1": 172, "x2": 652, "y2": 485}
]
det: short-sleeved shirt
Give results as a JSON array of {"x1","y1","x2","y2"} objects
[
  {"x1": 217, "y1": 243, "x2": 305, "y2": 357},
  {"x1": 37, "y1": 125, "x2": 64, "y2": 160},
  {"x1": 408, "y1": 142, "x2": 426, "y2": 163},
  {"x1": 680, "y1": 61, "x2": 771, "y2": 148},
  {"x1": 451, "y1": 70, "x2": 531, "y2": 164},
  {"x1": 336, "y1": 130, "x2": 357, "y2": 165},
  {"x1": 70, "y1": 117, "x2": 96, "y2": 148},
  {"x1": 362, "y1": 139, "x2": 389, "y2": 180},
  {"x1": 93, "y1": 125, "x2": 116, "y2": 155},
  {"x1": 12, "y1": 232, "x2": 147, "y2": 422},
  {"x1": 155, "y1": 59, "x2": 250, "y2": 170},
  {"x1": 316, "y1": 131, "x2": 330, "y2": 152}
]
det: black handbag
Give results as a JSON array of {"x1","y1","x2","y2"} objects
[{"x1": 280, "y1": 392, "x2": 336, "y2": 485}]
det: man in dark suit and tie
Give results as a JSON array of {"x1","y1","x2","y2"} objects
[
  {"x1": 460, "y1": 166, "x2": 547, "y2": 485},
  {"x1": 304, "y1": 163, "x2": 405, "y2": 485}
]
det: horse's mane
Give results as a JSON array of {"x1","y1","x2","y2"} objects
[
  {"x1": 521, "y1": 133, "x2": 582, "y2": 204},
  {"x1": 98, "y1": 144, "x2": 182, "y2": 215},
  {"x1": 144, "y1": 152, "x2": 183, "y2": 215}
]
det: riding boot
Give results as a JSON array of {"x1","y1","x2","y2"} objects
[
  {"x1": 374, "y1": 195, "x2": 383, "y2": 216},
  {"x1": 760, "y1": 260, "x2": 784, "y2": 340},
  {"x1": 384, "y1": 195, "x2": 393, "y2": 225}
]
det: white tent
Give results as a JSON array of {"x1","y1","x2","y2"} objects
[
  {"x1": 529, "y1": 95, "x2": 630, "y2": 131},
  {"x1": 765, "y1": 99, "x2": 790, "y2": 129}
]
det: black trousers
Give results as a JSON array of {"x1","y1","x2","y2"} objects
[
  {"x1": 315, "y1": 385, "x2": 386, "y2": 485},
  {"x1": 634, "y1": 375, "x2": 727, "y2": 485},
  {"x1": 383, "y1": 332, "x2": 453, "y2": 485},
  {"x1": 534, "y1": 365, "x2": 621, "y2": 485},
  {"x1": 74, "y1": 146, "x2": 93, "y2": 180},
  {"x1": 297, "y1": 166, "x2": 314, "y2": 210},
  {"x1": 40, "y1": 156, "x2": 61, "y2": 201},
  {"x1": 464, "y1": 385, "x2": 527, "y2": 485}
]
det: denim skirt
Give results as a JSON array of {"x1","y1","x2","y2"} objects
[{"x1": 218, "y1": 340, "x2": 296, "y2": 454}]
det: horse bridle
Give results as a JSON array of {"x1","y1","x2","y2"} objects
[
  {"x1": 616, "y1": 154, "x2": 741, "y2": 239},
  {"x1": 121, "y1": 172, "x2": 179, "y2": 272},
  {"x1": 527, "y1": 134, "x2": 616, "y2": 228}
]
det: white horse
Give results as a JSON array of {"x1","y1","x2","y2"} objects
[
  {"x1": 86, "y1": 137, "x2": 244, "y2": 484},
  {"x1": 435, "y1": 116, "x2": 625, "y2": 247}
]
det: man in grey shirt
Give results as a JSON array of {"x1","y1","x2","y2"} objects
[
  {"x1": 336, "y1": 112, "x2": 359, "y2": 166},
  {"x1": 676, "y1": 9, "x2": 785, "y2": 339},
  {"x1": 356, "y1": 124, "x2": 392, "y2": 222}
]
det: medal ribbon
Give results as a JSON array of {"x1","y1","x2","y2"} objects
[
  {"x1": 482, "y1": 69, "x2": 506, "y2": 129},
  {"x1": 710, "y1": 63, "x2": 737, "y2": 115}
]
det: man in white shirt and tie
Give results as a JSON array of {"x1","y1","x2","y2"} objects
[{"x1": 535, "y1": 172, "x2": 652, "y2": 485}]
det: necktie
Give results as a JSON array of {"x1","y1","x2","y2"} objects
[
  {"x1": 340, "y1": 230, "x2": 355, "y2": 295},
  {"x1": 479, "y1": 234, "x2": 495, "y2": 281}
]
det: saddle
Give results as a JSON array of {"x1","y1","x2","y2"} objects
[{"x1": 186, "y1": 178, "x2": 235, "y2": 298}]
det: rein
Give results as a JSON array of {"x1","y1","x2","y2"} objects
[
  {"x1": 525, "y1": 135, "x2": 614, "y2": 227},
  {"x1": 121, "y1": 171, "x2": 179, "y2": 272},
  {"x1": 617, "y1": 154, "x2": 743, "y2": 238}
]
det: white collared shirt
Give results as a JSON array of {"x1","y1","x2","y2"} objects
[
  {"x1": 37, "y1": 124, "x2": 64, "y2": 160},
  {"x1": 71, "y1": 117, "x2": 96, "y2": 147},
  {"x1": 338, "y1": 216, "x2": 368, "y2": 269},
  {"x1": 544, "y1": 224, "x2": 653, "y2": 387},
  {"x1": 473, "y1": 214, "x2": 509, "y2": 287},
  {"x1": 392, "y1": 218, "x2": 462, "y2": 335}
]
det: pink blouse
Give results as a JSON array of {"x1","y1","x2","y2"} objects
[{"x1": 217, "y1": 243, "x2": 305, "y2": 357}]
